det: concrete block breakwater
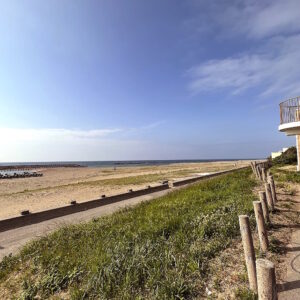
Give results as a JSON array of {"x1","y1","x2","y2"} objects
[
  {"x1": 0, "y1": 171, "x2": 43, "y2": 180},
  {"x1": 0, "y1": 163, "x2": 84, "y2": 171}
]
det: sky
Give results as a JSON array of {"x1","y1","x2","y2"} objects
[{"x1": 0, "y1": 0, "x2": 299, "y2": 162}]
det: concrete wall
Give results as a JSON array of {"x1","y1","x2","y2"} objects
[{"x1": 0, "y1": 184, "x2": 169, "y2": 232}]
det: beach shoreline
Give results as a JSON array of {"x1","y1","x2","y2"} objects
[{"x1": 0, "y1": 160, "x2": 251, "y2": 219}]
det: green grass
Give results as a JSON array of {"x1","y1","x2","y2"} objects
[
  {"x1": 271, "y1": 166, "x2": 300, "y2": 184},
  {"x1": 234, "y1": 287, "x2": 257, "y2": 300},
  {"x1": 0, "y1": 169, "x2": 257, "y2": 299}
]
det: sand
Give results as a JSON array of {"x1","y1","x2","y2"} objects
[{"x1": 0, "y1": 161, "x2": 251, "y2": 219}]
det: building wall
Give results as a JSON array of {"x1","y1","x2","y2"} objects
[{"x1": 271, "y1": 152, "x2": 283, "y2": 159}]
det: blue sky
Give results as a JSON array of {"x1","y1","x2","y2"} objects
[{"x1": 0, "y1": 0, "x2": 299, "y2": 162}]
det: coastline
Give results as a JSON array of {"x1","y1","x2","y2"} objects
[
  {"x1": 0, "y1": 160, "x2": 251, "y2": 219},
  {"x1": 0, "y1": 158, "x2": 258, "y2": 169}
]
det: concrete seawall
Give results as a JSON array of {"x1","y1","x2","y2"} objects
[{"x1": 0, "y1": 184, "x2": 169, "y2": 232}]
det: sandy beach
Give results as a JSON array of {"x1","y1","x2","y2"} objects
[{"x1": 0, "y1": 161, "x2": 250, "y2": 219}]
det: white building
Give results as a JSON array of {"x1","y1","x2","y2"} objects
[
  {"x1": 271, "y1": 148, "x2": 289, "y2": 159},
  {"x1": 278, "y1": 96, "x2": 300, "y2": 170}
]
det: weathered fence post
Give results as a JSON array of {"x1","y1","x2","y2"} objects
[
  {"x1": 265, "y1": 183, "x2": 275, "y2": 212},
  {"x1": 256, "y1": 166, "x2": 260, "y2": 180},
  {"x1": 259, "y1": 191, "x2": 270, "y2": 224},
  {"x1": 268, "y1": 176, "x2": 277, "y2": 205},
  {"x1": 257, "y1": 166, "x2": 262, "y2": 180},
  {"x1": 251, "y1": 162, "x2": 256, "y2": 175},
  {"x1": 253, "y1": 162, "x2": 258, "y2": 178},
  {"x1": 262, "y1": 168, "x2": 266, "y2": 182},
  {"x1": 256, "y1": 259, "x2": 277, "y2": 300},
  {"x1": 255, "y1": 162, "x2": 260, "y2": 179},
  {"x1": 256, "y1": 163, "x2": 262, "y2": 180},
  {"x1": 239, "y1": 215, "x2": 257, "y2": 292},
  {"x1": 253, "y1": 201, "x2": 269, "y2": 252}
]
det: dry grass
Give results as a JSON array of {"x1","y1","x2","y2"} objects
[{"x1": 201, "y1": 169, "x2": 300, "y2": 299}]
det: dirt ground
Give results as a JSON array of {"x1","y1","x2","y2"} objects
[
  {"x1": 0, "y1": 161, "x2": 249, "y2": 219},
  {"x1": 202, "y1": 174, "x2": 300, "y2": 299}
]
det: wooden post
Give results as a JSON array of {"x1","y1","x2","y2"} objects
[
  {"x1": 265, "y1": 183, "x2": 274, "y2": 212},
  {"x1": 262, "y1": 168, "x2": 266, "y2": 182},
  {"x1": 258, "y1": 166, "x2": 263, "y2": 181},
  {"x1": 251, "y1": 162, "x2": 256, "y2": 175},
  {"x1": 268, "y1": 176, "x2": 277, "y2": 205},
  {"x1": 257, "y1": 166, "x2": 261, "y2": 180},
  {"x1": 256, "y1": 167, "x2": 260, "y2": 179},
  {"x1": 256, "y1": 259, "x2": 277, "y2": 300},
  {"x1": 253, "y1": 162, "x2": 258, "y2": 178},
  {"x1": 259, "y1": 191, "x2": 270, "y2": 224},
  {"x1": 239, "y1": 215, "x2": 257, "y2": 292},
  {"x1": 256, "y1": 166, "x2": 260, "y2": 180},
  {"x1": 253, "y1": 201, "x2": 269, "y2": 252}
]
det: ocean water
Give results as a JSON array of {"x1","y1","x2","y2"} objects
[{"x1": 0, "y1": 159, "x2": 253, "y2": 169}]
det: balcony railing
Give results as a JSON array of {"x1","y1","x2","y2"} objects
[{"x1": 279, "y1": 96, "x2": 300, "y2": 125}]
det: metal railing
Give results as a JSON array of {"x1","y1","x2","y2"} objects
[{"x1": 279, "y1": 96, "x2": 300, "y2": 124}]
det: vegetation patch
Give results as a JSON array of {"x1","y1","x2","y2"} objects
[
  {"x1": 0, "y1": 169, "x2": 257, "y2": 299},
  {"x1": 271, "y1": 146, "x2": 297, "y2": 166},
  {"x1": 271, "y1": 166, "x2": 300, "y2": 184}
]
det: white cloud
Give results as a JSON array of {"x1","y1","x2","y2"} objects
[
  {"x1": 0, "y1": 124, "x2": 166, "y2": 162},
  {"x1": 187, "y1": 0, "x2": 300, "y2": 97},
  {"x1": 0, "y1": 128, "x2": 121, "y2": 142},
  {"x1": 188, "y1": 34, "x2": 300, "y2": 96},
  {"x1": 188, "y1": 55, "x2": 269, "y2": 94},
  {"x1": 190, "y1": 0, "x2": 300, "y2": 40},
  {"x1": 141, "y1": 121, "x2": 166, "y2": 130},
  {"x1": 233, "y1": 0, "x2": 300, "y2": 39}
]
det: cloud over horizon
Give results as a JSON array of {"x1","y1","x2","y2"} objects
[
  {"x1": 0, "y1": 128, "x2": 122, "y2": 141},
  {"x1": 0, "y1": 124, "x2": 168, "y2": 162}
]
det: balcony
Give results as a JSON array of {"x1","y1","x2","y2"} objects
[{"x1": 279, "y1": 96, "x2": 300, "y2": 136}]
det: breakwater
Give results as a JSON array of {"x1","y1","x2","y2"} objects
[
  {"x1": 0, "y1": 163, "x2": 84, "y2": 171},
  {"x1": 0, "y1": 171, "x2": 43, "y2": 180}
]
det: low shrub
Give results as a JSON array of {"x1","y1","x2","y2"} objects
[{"x1": 272, "y1": 147, "x2": 297, "y2": 166}]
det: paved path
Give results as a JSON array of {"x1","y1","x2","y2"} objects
[
  {"x1": 0, "y1": 188, "x2": 172, "y2": 260},
  {"x1": 278, "y1": 195, "x2": 300, "y2": 299}
]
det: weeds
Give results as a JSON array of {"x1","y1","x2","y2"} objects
[
  {"x1": 271, "y1": 166, "x2": 300, "y2": 185},
  {"x1": 269, "y1": 237, "x2": 284, "y2": 254},
  {"x1": 235, "y1": 287, "x2": 258, "y2": 299}
]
